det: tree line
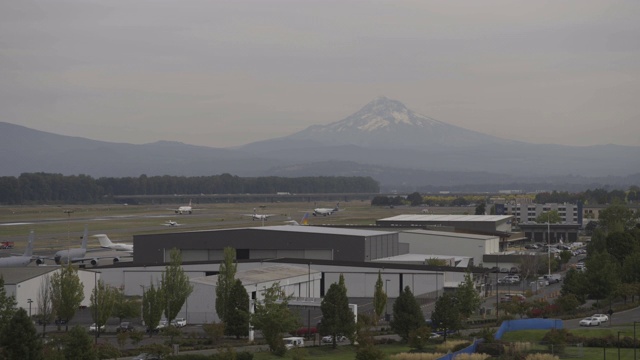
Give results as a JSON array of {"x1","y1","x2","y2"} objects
[{"x1": 0, "y1": 173, "x2": 380, "y2": 204}]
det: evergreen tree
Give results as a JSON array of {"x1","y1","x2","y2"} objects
[
  {"x1": 50, "y1": 265, "x2": 84, "y2": 331},
  {"x1": 431, "y1": 292, "x2": 461, "y2": 342},
  {"x1": 89, "y1": 280, "x2": 117, "y2": 337},
  {"x1": 475, "y1": 202, "x2": 486, "y2": 215},
  {"x1": 391, "y1": 286, "x2": 425, "y2": 342},
  {"x1": 161, "y1": 248, "x2": 193, "y2": 324},
  {"x1": 585, "y1": 251, "x2": 620, "y2": 301},
  {"x1": 251, "y1": 282, "x2": 300, "y2": 355},
  {"x1": 0, "y1": 276, "x2": 16, "y2": 339},
  {"x1": 561, "y1": 269, "x2": 587, "y2": 303},
  {"x1": 216, "y1": 247, "x2": 237, "y2": 324},
  {"x1": 320, "y1": 274, "x2": 356, "y2": 348},
  {"x1": 142, "y1": 283, "x2": 165, "y2": 337},
  {"x1": 63, "y1": 325, "x2": 97, "y2": 360},
  {"x1": 225, "y1": 279, "x2": 250, "y2": 338},
  {"x1": 0, "y1": 308, "x2": 43, "y2": 359},
  {"x1": 372, "y1": 271, "x2": 386, "y2": 325},
  {"x1": 455, "y1": 272, "x2": 481, "y2": 319}
]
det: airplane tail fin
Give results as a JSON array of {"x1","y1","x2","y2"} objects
[
  {"x1": 189, "y1": 199, "x2": 192, "y2": 207},
  {"x1": 24, "y1": 230, "x2": 35, "y2": 257},
  {"x1": 81, "y1": 225, "x2": 89, "y2": 250},
  {"x1": 93, "y1": 234, "x2": 115, "y2": 248},
  {"x1": 301, "y1": 212, "x2": 309, "y2": 225},
  {"x1": 334, "y1": 202, "x2": 340, "y2": 211}
]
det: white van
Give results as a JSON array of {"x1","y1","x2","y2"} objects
[
  {"x1": 543, "y1": 274, "x2": 562, "y2": 284},
  {"x1": 283, "y1": 337, "x2": 304, "y2": 350}
]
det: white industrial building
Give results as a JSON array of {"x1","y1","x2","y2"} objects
[
  {"x1": 0, "y1": 267, "x2": 98, "y2": 316},
  {"x1": 398, "y1": 229, "x2": 500, "y2": 267}
]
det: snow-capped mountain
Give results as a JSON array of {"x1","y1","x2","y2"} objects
[{"x1": 281, "y1": 96, "x2": 514, "y2": 148}]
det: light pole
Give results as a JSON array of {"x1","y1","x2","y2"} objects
[
  {"x1": 547, "y1": 213, "x2": 551, "y2": 276},
  {"x1": 385, "y1": 279, "x2": 390, "y2": 320},
  {"x1": 27, "y1": 298, "x2": 33, "y2": 318},
  {"x1": 94, "y1": 271, "x2": 98, "y2": 345},
  {"x1": 618, "y1": 331, "x2": 622, "y2": 360},
  {"x1": 634, "y1": 321, "x2": 638, "y2": 360}
]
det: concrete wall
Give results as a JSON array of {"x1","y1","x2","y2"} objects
[{"x1": 399, "y1": 232, "x2": 499, "y2": 266}]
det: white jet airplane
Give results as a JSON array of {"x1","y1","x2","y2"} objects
[
  {"x1": 0, "y1": 230, "x2": 36, "y2": 267},
  {"x1": 245, "y1": 208, "x2": 275, "y2": 221},
  {"x1": 173, "y1": 200, "x2": 193, "y2": 214},
  {"x1": 92, "y1": 234, "x2": 133, "y2": 253},
  {"x1": 36, "y1": 225, "x2": 122, "y2": 266},
  {"x1": 312, "y1": 203, "x2": 341, "y2": 216},
  {"x1": 284, "y1": 213, "x2": 310, "y2": 226},
  {"x1": 162, "y1": 220, "x2": 182, "y2": 227}
]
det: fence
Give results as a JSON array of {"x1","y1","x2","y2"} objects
[{"x1": 494, "y1": 318, "x2": 564, "y2": 340}]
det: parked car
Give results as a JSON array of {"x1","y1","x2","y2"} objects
[
  {"x1": 524, "y1": 244, "x2": 539, "y2": 250},
  {"x1": 133, "y1": 353, "x2": 161, "y2": 360},
  {"x1": 171, "y1": 318, "x2": 187, "y2": 328},
  {"x1": 429, "y1": 332, "x2": 441, "y2": 339},
  {"x1": 54, "y1": 318, "x2": 67, "y2": 326},
  {"x1": 579, "y1": 317, "x2": 601, "y2": 327},
  {"x1": 543, "y1": 274, "x2": 562, "y2": 284},
  {"x1": 322, "y1": 335, "x2": 347, "y2": 343},
  {"x1": 592, "y1": 314, "x2": 609, "y2": 322},
  {"x1": 117, "y1": 322, "x2": 134, "y2": 333},
  {"x1": 89, "y1": 323, "x2": 106, "y2": 332},
  {"x1": 500, "y1": 293, "x2": 526, "y2": 302}
]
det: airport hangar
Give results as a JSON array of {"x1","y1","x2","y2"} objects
[{"x1": 96, "y1": 257, "x2": 468, "y2": 324}]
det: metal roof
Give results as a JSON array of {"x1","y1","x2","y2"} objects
[
  {"x1": 379, "y1": 215, "x2": 513, "y2": 222},
  {"x1": 401, "y1": 229, "x2": 498, "y2": 240},
  {"x1": 251, "y1": 225, "x2": 397, "y2": 237},
  {"x1": 0, "y1": 267, "x2": 60, "y2": 284},
  {"x1": 191, "y1": 264, "x2": 320, "y2": 287}
]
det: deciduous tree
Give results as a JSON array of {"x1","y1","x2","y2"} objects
[
  {"x1": 161, "y1": 248, "x2": 193, "y2": 325},
  {"x1": 372, "y1": 272, "x2": 386, "y2": 325},
  {"x1": 216, "y1": 247, "x2": 237, "y2": 324},
  {"x1": 536, "y1": 210, "x2": 561, "y2": 224},
  {"x1": 431, "y1": 292, "x2": 461, "y2": 342},
  {"x1": 63, "y1": 325, "x2": 97, "y2": 360},
  {"x1": 225, "y1": 279, "x2": 250, "y2": 338},
  {"x1": 142, "y1": 283, "x2": 165, "y2": 337},
  {"x1": 0, "y1": 308, "x2": 43, "y2": 359},
  {"x1": 0, "y1": 276, "x2": 16, "y2": 339},
  {"x1": 37, "y1": 275, "x2": 54, "y2": 338},
  {"x1": 251, "y1": 282, "x2": 299, "y2": 355},
  {"x1": 455, "y1": 272, "x2": 481, "y2": 319},
  {"x1": 50, "y1": 265, "x2": 84, "y2": 331},
  {"x1": 90, "y1": 280, "x2": 117, "y2": 337}
]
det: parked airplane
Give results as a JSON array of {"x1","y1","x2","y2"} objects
[
  {"x1": 313, "y1": 203, "x2": 341, "y2": 216},
  {"x1": 0, "y1": 230, "x2": 35, "y2": 267},
  {"x1": 36, "y1": 225, "x2": 122, "y2": 266},
  {"x1": 162, "y1": 220, "x2": 182, "y2": 227},
  {"x1": 285, "y1": 212, "x2": 309, "y2": 226},
  {"x1": 245, "y1": 208, "x2": 275, "y2": 221},
  {"x1": 174, "y1": 200, "x2": 193, "y2": 214},
  {"x1": 92, "y1": 234, "x2": 133, "y2": 253}
]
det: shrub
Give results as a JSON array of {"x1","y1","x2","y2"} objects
[
  {"x1": 435, "y1": 340, "x2": 470, "y2": 353},
  {"x1": 355, "y1": 345, "x2": 386, "y2": 360},
  {"x1": 454, "y1": 354, "x2": 491, "y2": 360},
  {"x1": 289, "y1": 347, "x2": 308, "y2": 360},
  {"x1": 236, "y1": 352, "x2": 254, "y2": 360},
  {"x1": 525, "y1": 354, "x2": 559, "y2": 360},
  {"x1": 542, "y1": 329, "x2": 569, "y2": 354},
  {"x1": 476, "y1": 342, "x2": 504, "y2": 356},
  {"x1": 390, "y1": 353, "x2": 445, "y2": 360}
]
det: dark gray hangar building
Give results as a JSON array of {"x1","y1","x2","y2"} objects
[{"x1": 133, "y1": 226, "x2": 402, "y2": 264}]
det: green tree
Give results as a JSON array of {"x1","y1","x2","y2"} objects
[
  {"x1": 63, "y1": 325, "x2": 97, "y2": 360},
  {"x1": 621, "y1": 251, "x2": 640, "y2": 284},
  {"x1": 251, "y1": 282, "x2": 300, "y2": 355},
  {"x1": 455, "y1": 272, "x2": 481, "y2": 319},
  {"x1": 585, "y1": 251, "x2": 620, "y2": 301},
  {"x1": 391, "y1": 286, "x2": 425, "y2": 342},
  {"x1": 598, "y1": 204, "x2": 639, "y2": 234},
  {"x1": 90, "y1": 280, "x2": 117, "y2": 338},
  {"x1": 225, "y1": 279, "x2": 250, "y2": 338},
  {"x1": 320, "y1": 274, "x2": 355, "y2": 348},
  {"x1": 37, "y1": 275, "x2": 54, "y2": 338},
  {"x1": 372, "y1": 272, "x2": 386, "y2": 326},
  {"x1": 554, "y1": 294, "x2": 581, "y2": 313},
  {"x1": 561, "y1": 269, "x2": 587, "y2": 303},
  {"x1": 216, "y1": 247, "x2": 237, "y2": 325},
  {"x1": 112, "y1": 287, "x2": 141, "y2": 323},
  {"x1": 161, "y1": 248, "x2": 193, "y2": 325},
  {"x1": 475, "y1": 202, "x2": 486, "y2": 215},
  {"x1": 0, "y1": 276, "x2": 16, "y2": 339},
  {"x1": 141, "y1": 283, "x2": 165, "y2": 337},
  {"x1": 605, "y1": 231, "x2": 638, "y2": 265},
  {"x1": 425, "y1": 258, "x2": 448, "y2": 266},
  {"x1": 536, "y1": 210, "x2": 561, "y2": 224},
  {"x1": 431, "y1": 292, "x2": 461, "y2": 342},
  {"x1": 0, "y1": 308, "x2": 43, "y2": 359},
  {"x1": 407, "y1": 192, "x2": 423, "y2": 206},
  {"x1": 50, "y1": 265, "x2": 84, "y2": 331}
]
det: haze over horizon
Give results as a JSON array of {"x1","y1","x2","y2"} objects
[{"x1": 2, "y1": 1, "x2": 639, "y2": 148}]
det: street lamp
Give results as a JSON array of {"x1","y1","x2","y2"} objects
[
  {"x1": 634, "y1": 321, "x2": 638, "y2": 360},
  {"x1": 547, "y1": 212, "x2": 551, "y2": 276},
  {"x1": 27, "y1": 298, "x2": 33, "y2": 318},
  {"x1": 385, "y1": 279, "x2": 390, "y2": 319}
]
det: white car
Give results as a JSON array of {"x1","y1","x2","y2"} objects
[
  {"x1": 322, "y1": 335, "x2": 347, "y2": 343},
  {"x1": 592, "y1": 314, "x2": 609, "y2": 322},
  {"x1": 89, "y1": 323, "x2": 106, "y2": 332},
  {"x1": 171, "y1": 318, "x2": 187, "y2": 328},
  {"x1": 579, "y1": 317, "x2": 601, "y2": 327}
]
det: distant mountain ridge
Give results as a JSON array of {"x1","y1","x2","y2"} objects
[{"x1": 2, "y1": 96, "x2": 640, "y2": 189}]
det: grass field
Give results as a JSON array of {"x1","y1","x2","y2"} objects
[
  {"x1": 252, "y1": 344, "x2": 413, "y2": 360},
  {"x1": 0, "y1": 201, "x2": 472, "y2": 253}
]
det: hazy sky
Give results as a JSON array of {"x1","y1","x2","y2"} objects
[{"x1": 2, "y1": 0, "x2": 639, "y2": 148}]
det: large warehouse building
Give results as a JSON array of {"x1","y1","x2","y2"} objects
[
  {"x1": 133, "y1": 226, "x2": 402, "y2": 264},
  {"x1": 398, "y1": 229, "x2": 500, "y2": 266}
]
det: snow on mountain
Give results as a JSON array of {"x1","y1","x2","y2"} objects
[{"x1": 283, "y1": 96, "x2": 513, "y2": 148}]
